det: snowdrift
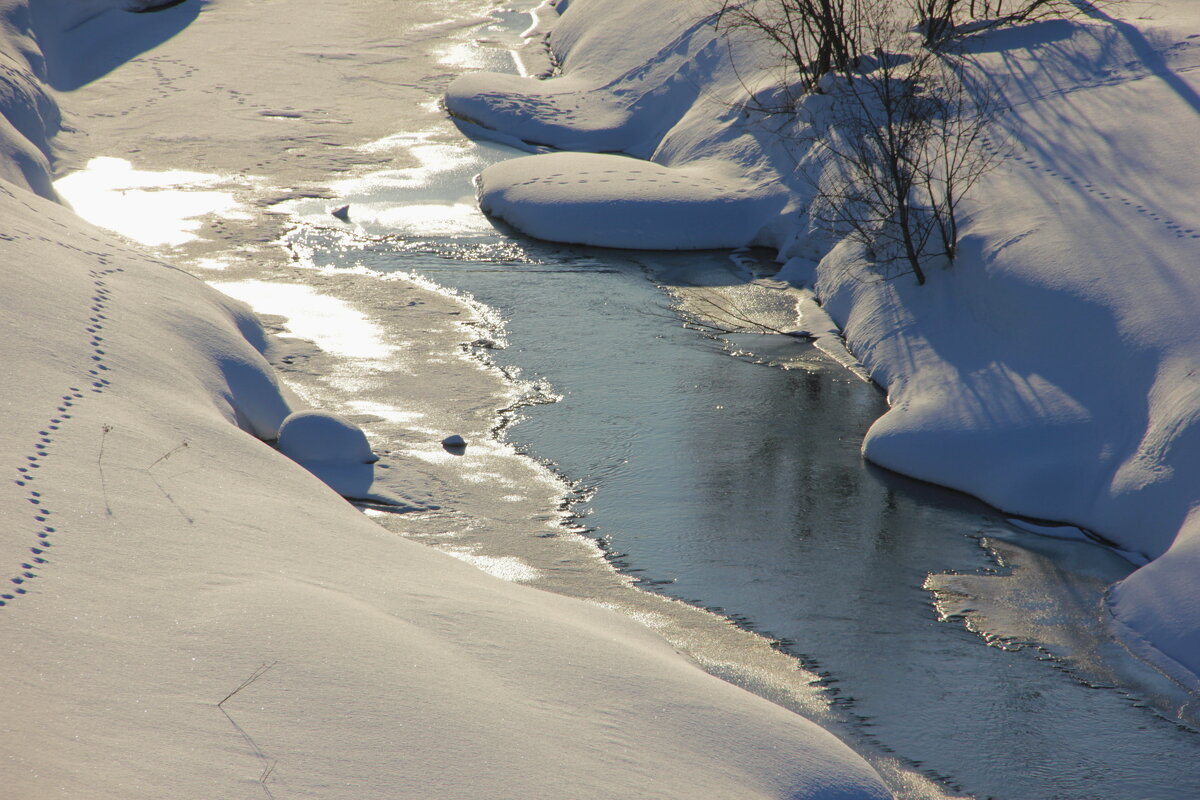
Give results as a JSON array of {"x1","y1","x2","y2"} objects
[{"x1": 447, "y1": 0, "x2": 1200, "y2": 692}]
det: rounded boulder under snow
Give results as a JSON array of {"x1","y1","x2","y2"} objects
[
  {"x1": 477, "y1": 152, "x2": 787, "y2": 250},
  {"x1": 277, "y1": 410, "x2": 378, "y2": 467}
]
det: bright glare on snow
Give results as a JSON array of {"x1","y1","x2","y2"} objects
[
  {"x1": 53, "y1": 156, "x2": 247, "y2": 247},
  {"x1": 441, "y1": 549, "x2": 542, "y2": 582},
  {"x1": 210, "y1": 280, "x2": 395, "y2": 361}
]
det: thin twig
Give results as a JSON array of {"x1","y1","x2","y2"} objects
[
  {"x1": 148, "y1": 441, "x2": 188, "y2": 471},
  {"x1": 99, "y1": 424, "x2": 113, "y2": 516},
  {"x1": 218, "y1": 662, "x2": 280, "y2": 799},
  {"x1": 218, "y1": 660, "x2": 278, "y2": 707},
  {"x1": 147, "y1": 441, "x2": 194, "y2": 524}
]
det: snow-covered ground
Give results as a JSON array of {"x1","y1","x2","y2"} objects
[
  {"x1": 446, "y1": 0, "x2": 1200, "y2": 702},
  {"x1": 0, "y1": 1, "x2": 897, "y2": 798}
]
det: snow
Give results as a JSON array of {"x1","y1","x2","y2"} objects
[
  {"x1": 0, "y1": 1, "x2": 894, "y2": 797},
  {"x1": 277, "y1": 410, "x2": 380, "y2": 491},
  {"x1": 446, "y1": 0, "x2": 1200, "y2": 694},
  {"x1": 478, "y1": 151, "x2": 788, "y2": 249}
]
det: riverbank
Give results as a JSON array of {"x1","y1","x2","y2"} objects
[
  {"x1": 447, "y1": 0, "x2": 1200, "y2": 699},
  {"x1": 0, "y1": 1, "x2": 893, "y2": 797}
]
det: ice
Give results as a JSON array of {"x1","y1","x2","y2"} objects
[{"x1": 54, "y1": 157, "x2": 248, "y2": 247}]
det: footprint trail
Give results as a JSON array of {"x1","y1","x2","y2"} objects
[{"x1": 2, "y1": 268, "x2": 123, "y2": 608}]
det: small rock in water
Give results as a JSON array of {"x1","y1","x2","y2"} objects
[
  {"x1": 330, "y1": 204, "x2": 351, "y2": 221},
  {"x1": 442, "y1": 434, "x2": 467, "y2": 448},
  {"x1": 784, "y1": 329, "x2": 814, "y2": 338}
]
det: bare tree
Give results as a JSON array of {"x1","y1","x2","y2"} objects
[
  {"x1": 710, "y1": 0, "x2": 1009, "y2": 284},
  {"x1": 807, "y1": 40, "x2": 1003, "y2": 283},
  {"x1": 914, "y1": 59, "x2": 1005, "y2": 262},
  {"x1": 715, "y1": 0, "x2": 873, "y2": 93},
  {"x1": 910, "y1": 0, "x2": 1103, "y2": 49}
]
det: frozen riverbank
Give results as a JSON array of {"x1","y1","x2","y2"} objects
[
  {"x1": 0, "y1": 1, "x2": 894, "y2": 797},
  {"x1": 447, "y1": 0, "x2": 1200, "y2": 699}
]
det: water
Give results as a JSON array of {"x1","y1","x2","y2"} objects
[
  {"x1": 269, "y1": 7, "x2": 1200, "y2": 799},
  {"x1": 278, "y1": 216, "x2": 1200, "y2": 799}
]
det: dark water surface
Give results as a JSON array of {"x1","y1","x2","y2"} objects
[{"x1": 285, "y1": 223, "x2": 1200, "y2": 800}]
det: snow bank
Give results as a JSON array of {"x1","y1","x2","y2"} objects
[
  {"x1": 447, "y1": 0, "x2": 1200, "y2": 691},
  {"x1": 447, "y1": 0, "x2": 796, "y2": 249},
  {"x1": 0, "y1": 0, "x2": 59, "y2": 197},
  {"x1": 479, "y1": 151, "x2": 787, "y2": 248},
  {"x1": 0, "y1": 3, "x2": 892, "y2": 797}
]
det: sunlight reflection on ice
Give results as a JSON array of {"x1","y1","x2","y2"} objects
[
  {"x1": 369, "y1": 203, "x2": 493, "y2": 235},
  {"x1": 53, "y1": 157, "x2": 249, "y2": 247},
  {"x1": 343, "y1": 400, "x2": 425, "y2": 424},
  {"x1": 433, "y1": 40, "x2": 518, "y2": 73},
  {"x1": 277, "y1": 129, "x2": 516, "y2": 238},
  {"x1": 441, "y1": 548, "x2": 542, "y2": 582},
  {"x1": 209, "y1": 280, "x2": 395, "y2": 361}
]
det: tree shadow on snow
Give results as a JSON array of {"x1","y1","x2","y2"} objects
[
  {"x1": 1078, "y1": 3, "x2": 1200, "y2": 117},
  {"x1": 32, "y1": 0, "x2": 203, "y2": 91},
  {"x1": 960, "y1": 11, "x2": 1200, "y2": 118}
]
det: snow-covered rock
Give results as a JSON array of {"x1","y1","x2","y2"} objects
[
  {"x1": 276, "y1": 410, "x2": 386, "y2": 498},
  {"x1": 478, "y1": 151, "x2": 787, "y2": 249}
]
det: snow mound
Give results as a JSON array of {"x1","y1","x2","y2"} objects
[
  {"x1": 447, "y1": 72, "x2": 637, "y2": 153},
  {"x1": 276, "y1": 410, "x2": 388, "y2": 500},
  {"x1": 1108, "y1": 508, "x2": 1200, "y2": 694},
  {"x1": 479, "y1": 151, "x2": 787, "y2": 249},
  {"x1": 445, "y1": 2, "x2": 727, "y2": 158},
  {"x1": 277, "y1": 410, "x2": 378, "y2": 466}
]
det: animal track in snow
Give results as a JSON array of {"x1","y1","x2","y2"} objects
[
  {"x1": 1003, "y1": 143, "x2": 1200, "y2": 241},
  {"x1": 1, "y1": 268, "x2": 124, "y2": 609}
]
